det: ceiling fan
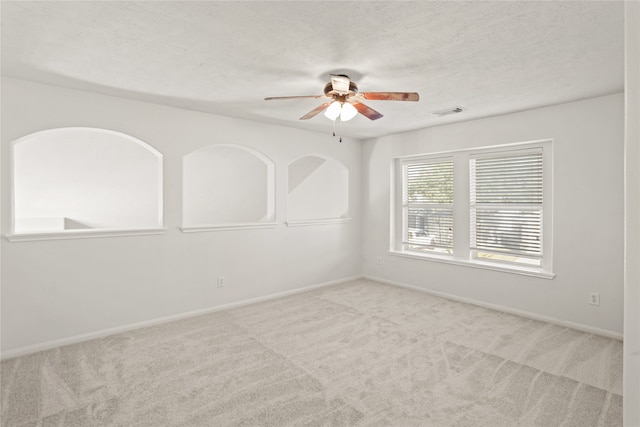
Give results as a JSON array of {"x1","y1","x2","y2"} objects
[{"x1": 264, "y1": 74, "x2": 419, "y2": 122}]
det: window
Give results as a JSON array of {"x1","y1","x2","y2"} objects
[
  {"x1": 394, "y1": 141, "x2": 553, "y2": 277},
  {"x1": 402, "y1": 158, "x2": 454, "y2": 254},
  {"x1": 470, "y1": 150, "x2": 543, "y2": 267}
]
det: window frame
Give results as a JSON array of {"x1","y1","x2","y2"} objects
[
  {"x1": 391, "y1": 140, "x2": 554, "y2": 279},
  {"x1": 470, "y1": 147, "x2": 544, "y2": 267},
  {"x1": 400, "y1": 156, "x2": 455, "y2": 255}
]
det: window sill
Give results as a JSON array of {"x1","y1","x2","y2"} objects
[
  {"x1": 388, "y1": 250, "x2": 555, "y2": 279},
  {"x1": 180, "y1": 223, "x2": 278, "y2": 233},
  {"x1": 285, "y1": 218, "x2": 352, "y2": 227},
  {"x1": 5, "y1": 228, "x2": 167, "y2": 242}
]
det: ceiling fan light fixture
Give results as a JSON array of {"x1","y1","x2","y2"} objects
[
  {"x1": 324, "y1": 101, "x2": 341, "y2": 120},
  {"x1": 340, "y1": 102, "x2": 357, "y2": 121},
  {"x1": 266, "y1": 74, "x2": 418, "y2": 124}
]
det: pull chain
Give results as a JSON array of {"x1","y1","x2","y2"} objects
[{"x1": 331, "y1": 118, "x2": 343, "y2": 143}]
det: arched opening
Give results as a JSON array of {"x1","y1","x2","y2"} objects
[
  {"x1": 182, "y1": 144, "x2": 275, "y2": 230},
  {"x1": 10, "y1": 127, "x2": 163, "y2": 237},
  {"x1": 287, "y1": 155, "x2": 349, "y2": 223}
]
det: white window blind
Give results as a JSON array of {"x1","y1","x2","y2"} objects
[
  {"x1": 470, "y1": 149, "x2": 543, "y2": 265},
  {"x1": 402, "y1": 159, "x2": 454, "y2": 252}
]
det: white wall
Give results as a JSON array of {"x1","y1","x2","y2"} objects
[
  {"x1": 624, "y1": 1, "x2": 640, "y2": 424},
  {"x1": 0, "y1": 77, "x2": 627, "y2": 359},
  {"x1": 0, "y1": 77, "x2": 362, "y2": 355},
  {"x1": 362, "y1": 94, "x2": 625, "y2": 335}
]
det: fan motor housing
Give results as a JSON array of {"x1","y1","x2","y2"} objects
[{"x1": 324, "y1": 81, "x2": 358, "y2": 98}]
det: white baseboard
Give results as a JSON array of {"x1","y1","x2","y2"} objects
[
  {"x1": 4, "y1": 273, "x2": 620, "y2": 360},
  {"x1": 1, "y1": 275, "x2": 361, "y2": 360},
  {"x1": 363, "y1": 275, "x2": 623, "y2": 341}
]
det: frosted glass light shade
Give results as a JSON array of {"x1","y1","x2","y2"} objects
[
  {"x1": 324, "y1": 101, "x2": 341, "y2": 120},
  {"x1": 340, "y1": 103, "x2": 357, "y2": 121}
]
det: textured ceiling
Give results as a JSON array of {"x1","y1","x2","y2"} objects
[{"x1": 1, "y1": 1, "x2": 625, "y2": 139}]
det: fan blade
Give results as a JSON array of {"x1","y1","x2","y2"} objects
[
  {"x1": 357, "y1": 92, "x2": 419, "y2": 102},
  {"x1": 299, "y1": 102, "x2": 332, "y2": 120},
  {"x1": 352, "y1": 101, "x2": 383, "y2": 120},
  {"x1": 264, "y1": 95, "x2": 326, "y2": 101}
]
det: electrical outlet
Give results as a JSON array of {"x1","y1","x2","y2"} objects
[
  {"x1": 377, "y1": 257, "x2": 383, "y2": 265},
  {"x1": 589, "y1": 292, "x2": 600, "y2": 306},
  {"x1": 217, "y1": 276, "x2": 225, "y2": 288}
]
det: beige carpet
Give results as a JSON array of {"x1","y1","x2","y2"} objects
[{"x1": 1, "y1": 279, "x2": 623, "y2": 426}]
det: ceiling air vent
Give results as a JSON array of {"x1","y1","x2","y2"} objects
[{"x1": 432, "y1": 107, "x2": 464, "y2": 117}]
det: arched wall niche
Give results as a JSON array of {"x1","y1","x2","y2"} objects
[
  {"x1": 182, "y1": 144, "x2": 276, "y2": 231},
  {"x1": 9, "y1": 127, "x2": 164, "y2": 240},
  {"x1": 287, "y1": 154, "x2": 351, "y2": 226}
]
